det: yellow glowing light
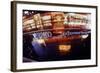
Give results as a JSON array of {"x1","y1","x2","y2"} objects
[
  {"x1": 36, "y1": 39, "x2": 46, "y2": 46},
  {"x1": 37, "y1": 39, "x2": 45, "y2": 44},
  {"x1": 59, "y1": 45, "x2": 71, "y2": 55}
]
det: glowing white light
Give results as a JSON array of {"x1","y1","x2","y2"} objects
[
  {"x1": 81, "y1": 34, "x2": 88, "y2": 39},
  {"x1": 32, "y1": 11, "x2": 34, "y2": 13},
  {"x1": 24, "y1": 11, "x2": 28, "y2": 14}
]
